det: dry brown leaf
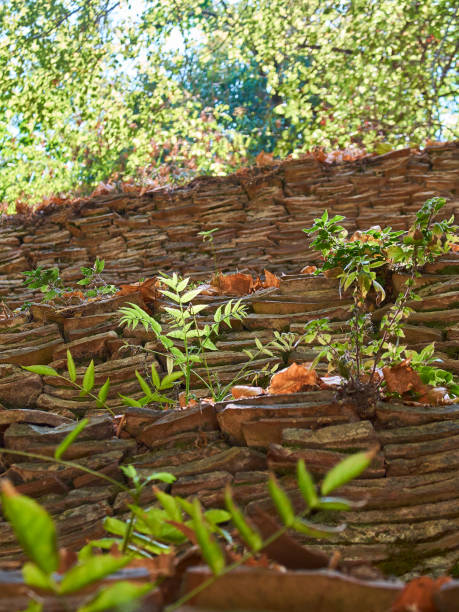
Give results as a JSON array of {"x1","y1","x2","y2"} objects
[
  {"x1": 417, "y1": 386, "x2": 454, "y2": 406},
  {"x1": 391, "y1": 575, "x2": 451, "y2": 612},
  {"x1": 159, "y1": 547, "x2": 203, "y2": 607},
  {"x1": 212, "y1": 272, "x2": 254, "y2": 295},
  {"x1": 263, "y1": 269, "x2": 280, "y2": 288},
  {"x1": 166, "y1": 520, "x2": 198, "y2": 546},
  {"x1": 383, "y1": 362, "x2": 453, "y2": 406},
  {"x1": 61, "y1": 290, "x2": 85, "y2": 300},
  {"x1": 349, "y1": 230, "x2": 380, "y2": 244},
  {"x1": 252, "y1": 276, "x2": 264, "y2": 292},
  {"x1": 116, "y1": 284, "x2": 141, "y2": 297},
  {"x1": 201, "y1": 397, "x2": 215, "y2": 406},
  {"x1": 179, "y1": 392, "x2": 198, "y2": 409},
  {"x1": 91, "y1": 182, "x2": 116, "y2": 197},
  {"x1": 350, "y1": 232, "x2": 383, "y2": 250},
  {"x1": 140, "y1": 278, "x2": 159, "y2": 302},
  {"x1": 117, "y1": 277, "x2": 158, "y2": 302},
  {"x1": 121, "y1": 182, "x2": 141, "y2": 194},
  {"x1": 211, "y1": 271, "x2": 277, "y2": 295},
  {"x1": 256, "y1": 151, "x2": 274, "y2": 167},
  {"x1": 382, "y1": 360, "x2": 426, "y2": 395},
  {"x1": 232, "y1": 385, "x2": 265, "y2": 399},
  {"x1": 268, "y1": 362, "x2": 319, "y2": 395},
  {"x1": 225, "y1": 548, "x2": 274, "y2": 569},
  {"x1": 300, "y1": 265, "x2": 317, "y2": 274},
  {"x1": 320, "y1": 147, "x2": 367, "y2": 164},
  {"x1": 312, "y1": 149, "x2": 327, "y2": 163}
]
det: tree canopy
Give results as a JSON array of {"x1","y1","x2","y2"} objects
[{"x1": 0, "y1": 0, "x2": 457, "y2": 208}]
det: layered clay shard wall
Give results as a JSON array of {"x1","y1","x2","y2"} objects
[
  {"x1": 1, "y1": 142, "x2": 458, "y2": 308},
  {"x1": 0, "y1": 142, "x2": 458, "y2": 582}
]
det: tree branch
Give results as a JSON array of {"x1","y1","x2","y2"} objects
[
  {"x1": 298, "y1": 41, "x2": 353, "y2": 55},
  {"x1": 24, "y1": 0, "x2": 119, "y2": 42}
]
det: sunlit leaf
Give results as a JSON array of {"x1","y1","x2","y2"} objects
[
  {"x1": 81, "y1": 360, "x2": 95, "y2": 395},
  {"x1": 22, "y1": 365, "x2": 59, "y2": 377},
  {"x1": 23, "y1": 562, "x2": 57, "y2": 591},
  {"x1": 119, "y1": 394, "x2": 143, "y2": 408},
  {"x1": 159, "y1": 370, "x2": 183, "y2": 389},
  {"x1": 296, "y1": 460, "x2": 318, "y2": 509},
  {"x1": 77, "y1": 581, "x2": 153, "y2": 612},
  {"x1": 268, "y1": 475, "x2": 294, "y2": 527},
  {"x1": 135, "y1": 370, "x2": 152, "y2": 397},
  {"x1": 1, "y1": 481, "x2": 58, "y2": 574},
  {"x1": 66, "y1": 350, "x2": 76, "y2": 382},
  {"x1": 190, "y1": 498, "x2": 225, "y2": 575},
  {"x1": 155, "y1": 489, "x2": 182, "y2": 522},
  {"x1": 97, "y1": 378, "x2": 110, "y2": 408},
  {"x1": 150, "y1": 363, "x2": 161, "y2": 388},
  {"x1": 321, "y1": 448, "x2": 378, "y2": 496},
  {"x1": 225, "y1": 486, "x2": 262, "y2": 551},
  {"x1": 59, "y1": 555, "x2": 130, "y2": 594}
]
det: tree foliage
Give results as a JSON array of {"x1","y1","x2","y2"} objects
[{"x1": 0, "y1": 0, "x2": 457, "y2": 207}]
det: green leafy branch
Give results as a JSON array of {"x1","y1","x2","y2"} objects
[
  {"x1": 119, "y1": 272, "x2": 261, "y2": 402},
  {"x1": 1, "y1": 476, "x2": 154, "y2": 612},
  {"x1": 22, "y1": 258, "x2": 116, "y2": 305},
  {"x1": 1, "y1": 441, "x2": 375, "y2": 612},
  {"x1": 23, "y1": 266, "x2": 71, "y2": 302},
  {"x1": 23, "y1": 349, "x2": 183, "y2": 417},
  {"x1": 301, "y1": 198, "x2": 459, "y2": 408},
  {"x1": 76, "y1": 257, "x2": 117, "y2": 298},
  {"x1": 94, "y1": 452, "x2": 376, "y2": 611}
]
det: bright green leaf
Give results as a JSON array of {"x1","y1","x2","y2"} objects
[
  {"x1": 97, "y1": 378, "x2": 110, "y2": 408},
  {"x1": 135, "y1": 370, "x2": 152, "y2": 397},
  {"x1": 267, "y1": 475, "x2": 294, "y2": 527},
  {"x1": 23, "y1": 562, "x2": 57, "y2": 591},
  {"x1": 150, "y1": 363, "x2": 160, "y2": 388},
  {"x1": 297, "y1": 460, "x2": 318, "y2": 509},
  {"x1": 22, "y1": 365, "x2": 59, "y2": 377},
  {"x1": 82, "y1": 360, "x2": 95, "y2": 394},
  {"x1": 1, "y1": 483, "x2": 58, "y2": 574},
  {"x1": 77, "y1": 581, "x2": 152, "y2": 612},
  {"x1": 224, "y1": 486, "x2": 262, "y2": 552},
  {"x1": 66, "y1": 350, "x2": 76, "y2": 382},
  {"x1": 59, "y1": 555, "x2": 130, "y2": 595},
  {"x1": 190, "y1": 498, "x2": 225, "y2": 576},
  {"x1": 321, "y1": 448, "x2": 377, "y2": 496}
]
